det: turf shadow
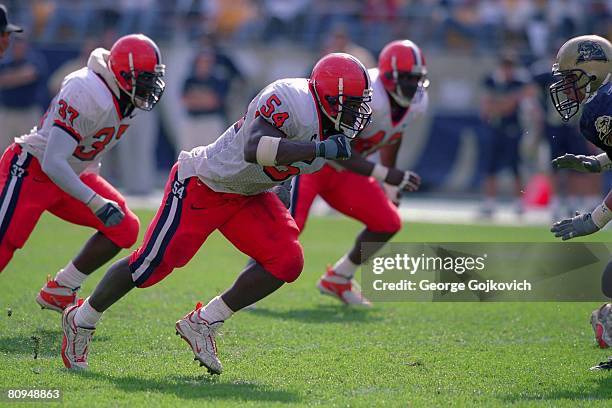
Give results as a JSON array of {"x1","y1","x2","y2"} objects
[
  {"x1": 74, "y1": 371, "x2": 300, "y2": 403},
  {"x1": 502, "y1": 376, "x2": 612, "y2": 402},
  {"x1": 247, "y1": 304, "x2": 374, "y2": 323},
  {"x1": 0, "y1": 329, "x2": 109, "y2": 357}
]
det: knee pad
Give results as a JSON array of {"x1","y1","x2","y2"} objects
[
  {"x1": 265, "y1": 240, "x2": 304, "y2": 283},
  {"x1": 601, "y1": 261, "x2": 612, "y2": 299}
]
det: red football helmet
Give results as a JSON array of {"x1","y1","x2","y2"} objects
[
  {"x1": 310, "y1": 53, "x2": 372, "y2": 138},
  {"x1": 378, "y1": 40, "x2": 429, "y2": 107},
  {"x1": 108, "y1": 34, "x2": 165, "y2": 111}
]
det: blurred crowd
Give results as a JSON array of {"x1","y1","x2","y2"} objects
[
  {"x1": 0, "y1": 0, "x2": 610, "y2": 216},
  {"x1": 0, "y1": 0, "x2": 610, "y2": 54}
]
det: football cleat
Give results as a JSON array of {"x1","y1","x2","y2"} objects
[
  {"x1": 175, "y1": 302, "x2": 223, "y2": 375},
  {"x1": 61, "y1": 303, "x2": 94, "y2": 370},
  {"x1": 590, "y1": 357, "x2": 612, "y2": 371},
  {"x1": 317, "y1": 267, "x2": 372, "y2": 307},
  {"x1": 36, "y1": 276, "x2": 80, "y2": 313},
  {"x1": 591, "y1": 303, "x2": 612, "y2": 348}
]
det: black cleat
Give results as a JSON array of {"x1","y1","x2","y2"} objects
[{"x1": 590, "y1": 357, "x2": 612, "y2": 371}]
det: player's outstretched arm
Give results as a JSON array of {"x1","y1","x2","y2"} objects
[
  {"x1": 337, "y1": 150, "x2": 420, "y2": 190},
  {"x1": 336, "y1": 148, "x2": 420, "y2": 206},
  {"x1": 552, "y1": 152, "x2": 612, "y2": 173},
  {"x1": 244, "y1": 116, "x2": 351, "y2": 166},
  {"x1": 551, "y1": 189, "x2": 612, "y2": 240},
  {"x1": 42, "y1": 127, "x2": 124, "y2": 227}
]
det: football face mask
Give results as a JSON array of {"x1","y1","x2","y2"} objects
[
  {"x1": 132, "y1": 68, "x2": 166, "y2": 111},
  {"x1": 333, "y1": 93, "x2": 373, "y2": 139},
  {"x1": 549, "y1": 66, "x2": 591, "y2": 121},
  {"x1": 390, "y1": 72, "x2": 429, "y2": 107}
]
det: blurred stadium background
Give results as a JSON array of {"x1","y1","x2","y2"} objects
[{"x1": 1, "y1": 0, "x2": 611, "y2": 226}]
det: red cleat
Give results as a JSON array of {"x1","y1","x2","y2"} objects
[
  {"x1": 591, "y1": 303, "x2": 612, "y2": 348},
  {"x1": 316, "y1": 267, "x2": 372, "y2": 307},
  {"x1": 36, "y1": 276, "x2": 80, "y2": 313}
]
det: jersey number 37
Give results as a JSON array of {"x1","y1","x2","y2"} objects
[{"x1": 74, "y1": 125, "x2": 130, "y2": 161}]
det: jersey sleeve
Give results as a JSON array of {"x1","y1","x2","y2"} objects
[
  {"x1": 580, "y1": 91, "x2": 612, "y2": 158},
  {"x1": 49, "y1": 79, "x2": 97, "y2": 143},
  {"x1": 253, "y1": 82, "x2": 305, "y2": 140}
]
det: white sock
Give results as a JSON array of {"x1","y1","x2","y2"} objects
[
  {"x1": 198, "y1": 296, "x2": 234, "y2": 323},
  {"x1": 332, "y1": 254, "x2": 358, "y2": 279},
  {"x1": 74, "y1": 298, "x2": 102, "y2": 329},
  {"x1": 55, "y1": 262, "x2": 88, "y2": 290}
]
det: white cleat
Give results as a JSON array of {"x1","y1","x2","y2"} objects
[
  {"x1": 175, "y1": 302, "x2": 223, "y2": 375},
  {"x1": 61, "y1": 303, "x2": 94, "y2": 370},
  {"x1": 317, "y1": 267, "x2": 372, "y2": 307}
]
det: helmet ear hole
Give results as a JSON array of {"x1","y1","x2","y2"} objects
[{"x1": 325, "y1": 95, "x2": 338, "y2": 106}]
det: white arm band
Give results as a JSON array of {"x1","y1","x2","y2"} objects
[
  {"x1": 592, "y1": 202, "x2": 612, "y2": 228},
  {"x1": 596, "y1": 153, "x2": 612, "y2": 171},
  {"x1": 371, "y1": 163, "x2": 389, "y2": 182},
  {"x1": 255, "y1": 136, "x2": 281, "y2": 166}
]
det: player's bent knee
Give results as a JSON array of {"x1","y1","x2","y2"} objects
[
  {"x1": 123, "y1": 211, "x2": 141, "y2": 247},
  {"x1": 109, "y1": 210, "x2": 140, "y2": 248},
  {"x1": 368, "y1": 209, "x2": 402, "y2": 234},
  {"x1": 266, "y1": 240, "x2": 304, "y2": 283},
  {"x1": 601, "y1": 261, "x2": 612, "y2": 298}
]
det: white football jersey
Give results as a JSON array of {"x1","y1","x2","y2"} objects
[
  {"x1": 16, "y1": 49, "x2": 136, "y2": 175},
  {"x1": 178, "y1": 78, "x2": 326, "y2": 195},
  {"x1": 353, "y1": 68, "x2": 428, "y2": 156}
]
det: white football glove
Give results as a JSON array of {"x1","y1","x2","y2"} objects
[
  {"x1": 398, "y1": 170, "x2": 421, "y2": 192},
  {"x1": 87, "y1": 194, "x2": 125, "y2": 227}
]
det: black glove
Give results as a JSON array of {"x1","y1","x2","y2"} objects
[
  {"x1": 87, "y1": 194, "x2": 125, "y2": 227},
  {"x1": 315, "y1": 134, "x2": 352, "y2": 160},
  {"x1": 271, "y1": 181, "x2": 292, "y2": 209}
]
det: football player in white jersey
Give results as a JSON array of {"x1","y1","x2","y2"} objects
[
  {"x1": 291, "y1": 40, "x2": 429, "y2": 306},
  {"x1": 0, "y1": 34, "x2": 165, "y2": 312},
  {"x1": 59, "y1": 53, "x2": 373, "y2": 374}
]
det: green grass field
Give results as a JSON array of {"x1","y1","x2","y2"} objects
[{"x1": 1, "y1": 211, "x2": 612, "y2": 407}]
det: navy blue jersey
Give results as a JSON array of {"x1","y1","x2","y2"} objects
[{"x1": 580, "y1": 82, "x2": 612, "y2": 158}]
